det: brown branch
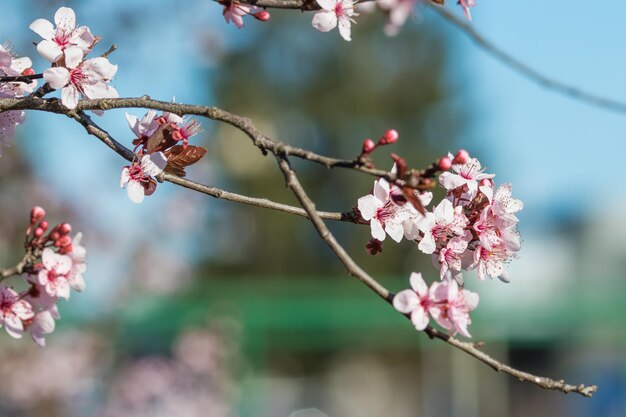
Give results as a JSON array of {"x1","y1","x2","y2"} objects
[
  {"x1": 0, "y1": 73, "x2": 43, "y2": 84},
  {"x1": 275, "y1": 152, "x2": 597, "y2": 398},
  {"x1": 0, "y1": 95, "x2": 598, "y2": 396},
  {"x1": 0, "y1": 253, "x2": 31, "y2": 281},
  {"x1": 61, "y1": 108, "x2": 358, "y2": 223},
  {"x1": 0, "y1": 96, "x2": 399, "y2": 182}
]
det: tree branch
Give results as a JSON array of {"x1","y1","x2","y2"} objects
[
  {"x1": 275, "y1": 152, "x2": 597, "y2": 398},
  {"x1": 0, "y1": 253, "x2": 32, "y2": 281}
]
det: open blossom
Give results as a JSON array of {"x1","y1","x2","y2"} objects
[
  {"x1": 437, "y1": 235, "x2": 469, "y2": 281},
  {"x1": 439, "y1": 155, "x2": 494, "y2": 199},
  {"x1": 394, "y1": 273, "x2": 478, "y2": 337},
  {"x1": 312, "y1": 0, "x2": 358, "y2": 41},
  {"x1": 0, "y1": 287, "x2": 34, "y2": 339},
  {"x1": 376, "y1": 0, "x2": 418, "y2": 36},
  {"x1": 30, "y1": 6, "x2": 96, "y2": 63},
  {"x1": 358, "y1": 178, "x2": 428, "y2": 242},
  {"x1": 430, "y1": 278, "x2": 478, "y2": 337},
  {"x1": 0, "y1": 43, "x2": 37, "y2": 96},
  {"x1": 126, "y1": 110, "x2": 160, "y2": 139},
  {"x1": 120, "y1": 153, "x2": 167, "y2": 204},
  {"x1": 38, "y1": 248, "x2": 72, "y2": 300},
  {"x1": 29, "y1": 310, "x2": 56, "y2": 347},
  {"x1": 68, "y1": 233, "x2": 87, "y2": 292},
  {"x1": 416, "y1": 199, "x2": 466, "y2": 254},
  {"x1": 393, "y1": 272, "x2": 438, "y2": 330},
  {"x1": 43, "y1": 51, "x2": 118, "y2": 109}
]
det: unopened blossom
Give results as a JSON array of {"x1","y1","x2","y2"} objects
[
  {"x1": 393, "y1": 272, "x2": 438, "y2": 330},
  {"x1": 312, "y1": 0, "x2": 358, "y2": 41},
  {"x1": 430, "y1": 278, "x2": 478, "y2": 337},
  {"x1": 30, "y1": 6, "x2": 96, "y2": 63},
  {"x1": 222, "y1": 1, "x2": 258, "y2": 29},
  {"x1": 0, "y1": 287, "x2": 34, "y2": 339},
  {"x1": 120, "y1": 153, "x2": 167, "y2": 204},
  {"x1": 38, "y1": 248, "x2": 72, "y2": 299},
  {"x1": 457, "y1": 0, "x2": 476, "y2": 21},
  {"x1": 43, "y1": 51, "x2": 118, "y2": 109},
  {"x1": 439, "y1": 154, "x2": 494, "y2": 199},
  {"x1": 358, "y1": 178, "x2": 416, "y2": 242}
]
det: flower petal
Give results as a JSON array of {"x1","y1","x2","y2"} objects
[
  {"x1": 392, "y1": 289, "x2": 419, "y2": 314},
  {"x1": 54, "y1": 7, "x2": 77, "y2": 32},
  {"x1": 312, "y1": 10, "x2": 338, "y2": 33},
  {"x1": 29, "y1": 18, "x2": 55, "y2": 39},
  {"x1": 43, "y1": 67, "x2": 70, "y2": 89},
  {"x1": 127, "y1": 180, "x2": 145, "y2": 204},
  {"x1": 36, "y1": 40, "x2": 63, "y2": 63}
]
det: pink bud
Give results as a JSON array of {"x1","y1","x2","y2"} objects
[
  {"x1": 21, "y1": 68, "x2": 35, "y2": 76},
  {"x1": 253, "y1": 11, "x2": 271, "y2": 21},
  {"x1": 362, "y1": 138, "x2": 376, "y2": 154},
  {"x1": 438, "y1": 156, "x2": 452, "y2": 171},
  {"x1": 453, "y1": 149, "x2": 470, "y2": 165},
  {"x1": 59, "y1": 244, "x2": 73, "y2": 254},
  {"x1": 34, "y1": 227, "x2": 45, "y2": 238},
  {"x1": 379, "y1": 129, "x2": 399, "y2": 145},
  {"x1": 50, "y1": 231, "x2": 60, "y2": 241},
  {"x1": 58, "y1": 223, "x2": 72, "y2": 235},
  {"x1": 57, "y1": 235, "x2": 72, "y2": 247},
  {"x1": 30, "y1": 206, "x2": 46, "y2": 223},
  {"x1": 39, "y1": 220, "x2": 49, "y2": 231}
]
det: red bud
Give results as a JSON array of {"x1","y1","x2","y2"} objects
[{"x1": 253, "y1": 11, "x2": 271, "y2": 21}]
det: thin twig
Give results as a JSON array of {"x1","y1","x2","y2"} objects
[
  {"x1": 63, "y1": 109, "x2": 358, "y2": 223},
  {"x1": 0, "y1": 73, "x2": 43, "y2": 84},
  {"x1": 100, "y1": 44, "x2": 118, "y2": 59},
  {"x1": 275, "y1": 152, "x2": 597, "y2": 398},
  {"x1": 424, "y1": 2, "x2": 626, "y2": 114}
]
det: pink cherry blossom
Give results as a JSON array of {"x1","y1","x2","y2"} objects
[
  {"x1": 43, "y1": 53, "x2": 118, "y2": 110},
  {"x1": 457, "y1": 0, "x2": 476, "y2": 21},
  {"x1": 38, "y1": 248, "x2": 72, "y2": 300},
  {"x1": 120, "y1": 153, "x2": 168, "y2": 204},
  {"x1": 68, "y1": 232, "x2": 87, "y2": 292},
  {"x1": 358, "y1": 178, "x2": 415, "y2": 242},
  {"x1": 437, "y1": 235, "x2": 469, "y2": 281},
  {"x1": 415, "y1": 199, "x2": 457, "y2": 254},
  {"x1": 393, "y1": 272, "x2": 438, "y2": 330},
  {"x1": 30, "y1": 7, "x2": 96, "y2": 63},
  {"x1": 312, "y1": 0, "x2": 358, "y2": 41},
  {"x1": 376, "y1": 0, "x2": 418, "y2": 36},
  {"x1": 126, "y1": 110, "x2": 159, "y2": 139},
  {"x1": 222, "y1": 1, "x2": 258, "y2": 29},
  {"x1": 0, "y1": 43, "x2": 37, "y2": 96},
  {"x1": 29, "y1": 310, "x2": 56, "y2": 347},
  {"x1": 430, "y1": 279, "x2": 478, "y2": 337},
  {"x1": 0, "y1": 286, "x2": 34, "y2": 339},
  {"x1": 491, "y1": 183, "x2": 524, "y2": 223},
  {"x1": 439, "y1": 155, "x2": 494, "y2": 199}
]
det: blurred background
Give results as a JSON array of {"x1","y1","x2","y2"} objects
[{"x1": 1, "y1": 0, "x2": 625, "y2": 416}]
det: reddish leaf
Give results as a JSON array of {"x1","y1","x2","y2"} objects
[
  {"x1": 164, "y1": 145, "x2": 207, "y2": 177},
  {"x1": 402, "y1": 186, "x2": 426, "y2": 215},
  {"x1": 390, "y1": 153, "x2": 407, "y2": 178},
  {"x1": 146, "y1": 124, "x2": 178, "y2": 153}
]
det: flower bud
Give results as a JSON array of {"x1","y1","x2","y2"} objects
[
  {"x1": 362, "y1": 138, "x2": 376, "y2": 154},
  {"x1": 39, "y1": 220, "x2": 49, "y2": 231},
  {"x1": 59, "y1": 244, "x2": 73, "y2": 254},
  {"x1": 21, "y1": 68, "x2": 35, "y2": 76},
  {"x1": 56, "y1": 235, "x2": 72, "y2": 247},
  {"x1": 58, "y1": 223, "x2": 72, "y2": 235},
  {"x1": 453, "y1": 149, "x2": 470, "y2": 165},
  {"x1": 34, "y1": 227, "x2": 45, "y2": 238},
  {"x1": 253, "y1": 11, "x2": 271, "y2": 21},
  {"x1": 30, "y1": 206, "x2": 46, "y2": 223},
  {"x1": 379, "y1": 129, "x2": 399, "y2": 145},
  {"x1": 50, "y1": 231, "x2": 60, "y2": 241},
  {"x1": 438, "y1": 156, "x2": 452, "y2": 171}
]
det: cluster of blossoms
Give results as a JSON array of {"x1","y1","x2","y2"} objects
[
  {"x1": 32, "y1": 7, "x2": 118, "y2": 109},
  {"x1": 0, "y1": 43, "x2": 37, "y2": 153},
  {"x1": 356, "y1": 132, "x2": 522, "y2": 337},
  {"x1": 393, "y1": 272, "x2": 478, "y2": 336},
  {"x1": 121, "y1": 110, "x2": 206, "y2": 203},
  {"x1": 216, "y1": 0, "x2": 474, "y2": 41},
  {"x1": 0, "y1": 207, "x2": 86, "y2": 346}
]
